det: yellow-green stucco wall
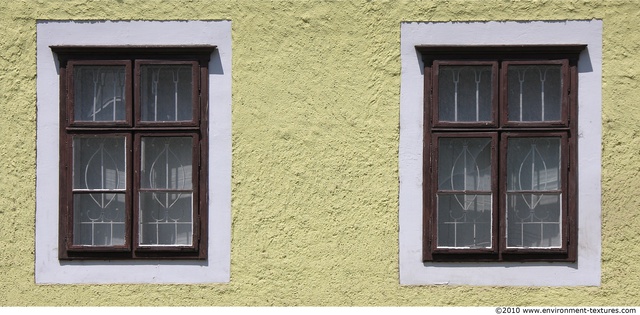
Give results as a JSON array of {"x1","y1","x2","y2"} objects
[{"x1": 1, "y1": 0, "x2": 639, "y2": 306}]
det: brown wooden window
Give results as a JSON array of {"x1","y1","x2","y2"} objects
[
  {"x1": 421, "y1": 46, "x2": 584, "y2": 262},
  {"x1": 54, "y1": 47, "x2": 214, "y2": 260}
]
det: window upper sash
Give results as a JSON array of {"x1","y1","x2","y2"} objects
[{"x1": 424, "y1": 46, "x2": 582, "y2": 130}]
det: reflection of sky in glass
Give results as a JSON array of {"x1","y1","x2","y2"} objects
[
  {"x1": 74, "y1": 66, "x2": 126, "y2": 122},
  {"x1": 438, "y1": 138, "x2": 492, "y2": 191},
  {"x1": 507, "y1": 138, "x2": 560, "y2": 192},
  {"x1": 437, "y1": 137, "x2": 493, "y2": 248},
  {"x1": 139, "y1": 137, "x2": 194, "y2": 246}
]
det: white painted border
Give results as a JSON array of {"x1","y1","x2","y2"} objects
[
  {"x1": 399, "y1": 20, "x2": 602, "y2": 286},
  {"x1": 35, "y1": 20, "x2": 232, "y2": 284}
]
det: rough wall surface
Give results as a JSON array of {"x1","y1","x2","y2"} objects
[{"x1": 1, "y1": 0, "x2": 639, "y2": 306}]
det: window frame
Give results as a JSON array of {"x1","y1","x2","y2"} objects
[
  {"x1": 36, "y1": 20, "x2": 231, "y2": 285},
  {"x1": 399, "y1": 20, "x2": 602, "y2": 287},
  {"x1": 421, "y1": 46, "x2": 582, "y2": 262},
  {"x1": 55, "y1": 47, "x2": 214, "y2": 260}
]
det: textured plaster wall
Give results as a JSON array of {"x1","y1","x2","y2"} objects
[{"x1": 1, "y1": 0, "x2": 639, "y2": 306}]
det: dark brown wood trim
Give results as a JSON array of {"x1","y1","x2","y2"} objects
[
  {"x1": 418, "y1": 45, "x2": 587, "y2": 64},
  {"x1": 52, "y1": 46, "x2": 216, "y2": 65},
  {"x1": 58, "y1": 64, "x2": 69, "y2": 259},
  {"x1": 422, "y1": 63, "x2": 433, "y2": 261},
  {"x1": 567, "y1": 62, "x2": 579, "y2": 262},
  {"x1": 198, "y1": 60, "x2": 210, "y2": 260}
]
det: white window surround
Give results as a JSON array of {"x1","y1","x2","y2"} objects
[
  {"x1": 35, "y1": 20, "x2": 231, "y2": 284},
  {"x1": 399, "y1": 20, "x2": 602, "y2": 286}
]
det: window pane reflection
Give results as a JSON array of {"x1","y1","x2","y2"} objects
[
  {"x1": 507, "y1": 65, "x2": 562, "y2": 122},
  {"x1": 438, "y1": 65, "x2": 493, "y2": 122},
  {"x1": 140, "y1": 65, "x2": 193, "y2": 122},
  {"x1": 74, "y1": 66, "x2": 126, "y2": 122}
]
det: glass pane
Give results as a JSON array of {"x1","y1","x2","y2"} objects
[
  {"x1": 508, "y1": 65, "x2": 562, "y2": 122},
  {"x1": 73, "y1": 137, "x2": 126, "y2": 190},
  {"x1": 506, "y1": 193, "x2": 561, "y2": 248},
  {"x1": 140, "y1": 65, "x2": 193, "y2": 122},
  {"x1": 73, "y1": 193, "x2": 125, "y2": 246},
  {"x1": 507, "y1": 138, "x2": 561, "y2": 191},
  {"x1": 437, "y1": 194, "x2": 492, "y2": 248},
  {"x1": 73, "y1": 66, "x2": 126, "y2": 122},
  {"x1": 140, "y1": 137, "x2": 193, "y2": 190},
  {"x1": 438, "y1": 65, "x2": 493, "y2": 122},
  {"x1": 139, "y1": 192, "x2": 193, "y2": 246},
  {"x1": 438, "y1": 138, "x2": 492, "y2": 191}
]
